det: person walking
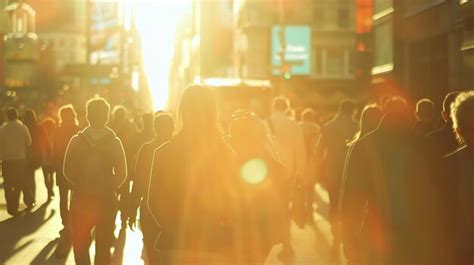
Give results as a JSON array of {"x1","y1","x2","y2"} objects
[
  {"x1": 339, "y1": 104, "x2": 383, "y2": 265},
  {"x1": 23, "y1": 109, "x2": 50, "y2": 207},
  {"x1": 298, "y1": 108, "x2": 321, "y2": 216},
  {"x1": 315, "y1": 100, "x2": 358, "y2": 256},
  {"x1": 41, "y1": 117, "x2": 56, "y2": 200},
  {"x1": 229, "y1": 112, "x2": 287, "y2": 264},
  {"x1": 109, "y1": 105, "x2": 138, "y2": 229},
  {"x1": 129, "y1": 112, "x2": 175, "y2": 265},
  {"x1": 52, "y1": 105, "x2": 80, "y2": 258},
  {"x1": 147, "y1": 85, "x2": 238, "y2": 265},
  {"x1": 443, "y1": 91, "x2": 474, "y2": 265},
  {"x1": 267, "y1": 96, "x2": 306, "y2": 260},
  {"x1": 0, "y1": 108, "x2": 32, "y2": 216},
  {"x1": 64, "y1": 98, "x2": 127, "y2": 265},
  {"x1": 342, "y1": 97, "x2": 443, "y2": 265}
]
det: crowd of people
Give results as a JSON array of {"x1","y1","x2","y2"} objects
[{"x1": 0, "y1": 86, "x2": 473, "y2": 265}]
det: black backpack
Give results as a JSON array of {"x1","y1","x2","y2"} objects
[{"x1": 76, "y1": 132, "x2": 115, "y2": 194}]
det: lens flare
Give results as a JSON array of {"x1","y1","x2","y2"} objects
[{"x1": 240, "y1": 159, "x2": 268, "y2": 184}]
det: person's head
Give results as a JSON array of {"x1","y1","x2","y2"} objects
[
  {"x1": 230, "y1": 112, "x2": 268, "y2": 157},
  {"x1": 154, "y1": 112, "x2": 175, "y2": 140},
  {"x1": 339, "y1": 100, "x2": 356, "y2": 117},
  {"x1": 42, "y1": 117, "x2": 56, "y2": 131},
  {"x1": 442, "y1": 91, "x2": 460, "y2": 123},
  {"x1": 86, "y1": 98, "x2": 110, "y2": 127},
  {"x1": 178, "y1": 85, "x2": 219, "y2": 137},
  {"x1": 23, "y1": 109, "x2": 38, "y2": 127},
  {"x1": 301, "y1": 108, "x2": 316, "y2": 123},
  {"x1": 58, "y1": 104, "x2": 77, "y2": 126},
  {"x1": 451, "y1": 91, "x2": 474, "y2": 146},
  {"x1": 272, "y1": 96, "x2": 290, "y2": 113},
  {"x1": 142, "y1": 113, "x2": 153, "y2": 130},
  {"x1": 112, "y1": 105, "x2": 127, "y2": 121},
  {"x1": 383, "y1": 96, "x2": 408, "y2": 114},
  {"x1": 6, "y1": 108, "x2": 18, "y2": 121},
  {"x1": 359, "y1": 104, "x2": 383, "y2": 136},
  {"x1": 415, "y1": 98, "x2": 436, "y2": 123}
]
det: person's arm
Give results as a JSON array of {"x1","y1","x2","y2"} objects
[
  {"x1": 111, "y1": 137, "x2": 127, "y2": 189},
  {"x1": 63, "y1": 135, "x2": 80, "y2": 185},
  {"x1": 147, "y1": 149, "x2": 161, "y2": 224},
  {"x1": 24, "y1": 124, "x2": 32, "y2": 147},
  {"x1": 130, "y1": 144, "x2": 153, "y2": 208}
]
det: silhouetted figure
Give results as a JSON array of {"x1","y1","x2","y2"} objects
[
  {"x1": 426, "y1": 92, "x2": 461, "y2": 156},
  {"x1": 109, "y1": 105, "x2": 138, "y2": 228},
  {"x1": 41, "y1": 117, "x2": 56, "y2": 200},
  {"x1": 147, "y1": 86, "x2": 237, "y2": 265},
  {"x1": 0, "y1": 108, "x2": 32, "y2": 216},
  {"x1": 341, "y1": 97, "x2": 442, "y2": 264},
  {"x1": 315, "y1": 100, "x2": 357, "y2": 255},
  {"x1": 299, "y1": 108, "x2": 321, "y2": 215},
  {"x1": 229, "y1": 113, "x2": 287, "y2": 264},
  {"x1": 340, "y1": 104, "x2": 383, "y2": 265},
  {"x1": 23, "y1": 109, "x2": 50, "y2": 208},
  {"x1": 267, "y1": 96, "x2": 306, "y2": 260},
  {"x1": 414, "y1": 98, "x2": 436, "y2": 136},
  {"x1": 52, "y1": 105, "x2": 80, "y2": 258},
  {"x1": 137, "y1": 113, "x2": 155, "y2": 146},
  {"x1": 443, "y1": 91, "x2": 474, "y2": 265},
  {"x1": 129, "y1": 112, "x2": 175, "y2": 265},
  {"x1": 64, "y1": 98, "x2": 127, "y2": 265}
]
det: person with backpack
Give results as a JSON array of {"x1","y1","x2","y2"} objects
[{"x1": 63, "y1": 98, "x2": 127, "y2": 265}]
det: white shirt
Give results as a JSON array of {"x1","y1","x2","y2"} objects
[
  {"x1": 267, "y1": 112, "x2": 307, "y2": 179},
  {"x1": 0, "y1": 120, "x2": 32, "y2": 161}
]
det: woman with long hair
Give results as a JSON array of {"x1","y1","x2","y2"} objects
[
  {"x1": 52, "y1": 104, "x2": 80, "y2": 258},
  {"x1": 147, "y1": 85, "x2": 238, "y2": 265},
  {"x1": 349, "y1": 104, "x2": 383, "y2": 146}
]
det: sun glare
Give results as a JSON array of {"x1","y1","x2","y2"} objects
[{"x1": 125, "y1": 0, "x2": 191, "y2": 111}]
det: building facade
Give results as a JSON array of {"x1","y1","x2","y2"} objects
[
  {"x1": 234, "y1": 0, "x2": 359, "y2": 109},
  {"x1": 371, "y1": 0, "x2": 468, "y2": 105}
]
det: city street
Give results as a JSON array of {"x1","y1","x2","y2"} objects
[{"x1": 0, "y1": 170, "x2": 346, "y2": 265}]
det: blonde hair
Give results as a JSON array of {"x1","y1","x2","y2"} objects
[{"x1": 450, "y1": 91, "x2": 474, "y2": 143}]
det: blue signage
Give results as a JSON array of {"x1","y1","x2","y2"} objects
[{"x1": 272, "y1": 26, "x2": 312, "y2": 76}]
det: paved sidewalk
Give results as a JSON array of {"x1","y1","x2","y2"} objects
[{"x1": 0, "y1": 171, "x2": 345, "y2": 265}]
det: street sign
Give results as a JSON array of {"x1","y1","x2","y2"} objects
[{"x1": 271, "y1": 25, "x2": 311, "y2": 76}]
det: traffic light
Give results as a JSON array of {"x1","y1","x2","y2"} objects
[{"x1": 281, "y1": 64, "x2": 292, "y2": 80}]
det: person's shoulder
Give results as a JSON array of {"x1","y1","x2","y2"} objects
[{"x1": 444, "y1": 145, "x2": 468, "y2": 160}]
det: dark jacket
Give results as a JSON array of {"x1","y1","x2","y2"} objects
[
  {"x1": 444, "y1": 145, "x2": 474, "y2": 264},
  {"x1": 52, "y1": 123, "x2": 80, "y2": 185},
  {"x1": 147, "y1": 132, "x2": 238, "y2": 252},
  {"x1": 341, "y1": 112, "x2": 443, "y2": 264},
  {"x1": 25, "y1": 123, "x2": 50, "y2": 169}
]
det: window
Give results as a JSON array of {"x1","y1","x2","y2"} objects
[
  {"x1": 326, "y1": 48, "x2": 344, "y2": 75},
  {"x1": 313, "y1": 7, "x2": 324, "y2": 29},
  {"x1": 314, "y1": 47, "x2": 323, "y2": 74},
  {"x1": 338, "y1": 8, "x2": 350, "y2": 29},
  {"x1": 373, "y1": 20, "x2": 393, "y2": 68}
]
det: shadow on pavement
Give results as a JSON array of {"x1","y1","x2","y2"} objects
[
  {"x1": 0, "y1": 202, "x2": 56, "y2": 264},
  {"x1": 30, "y1": 239, "x2": 68, "y2": 265}
]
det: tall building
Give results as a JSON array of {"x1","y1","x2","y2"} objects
[
  {"x1": 371, "y1": 0, "x2": 465, "y2": 104},
  {"x1": 234, "y1": 0, "x2": 358, "y2": 108}
]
